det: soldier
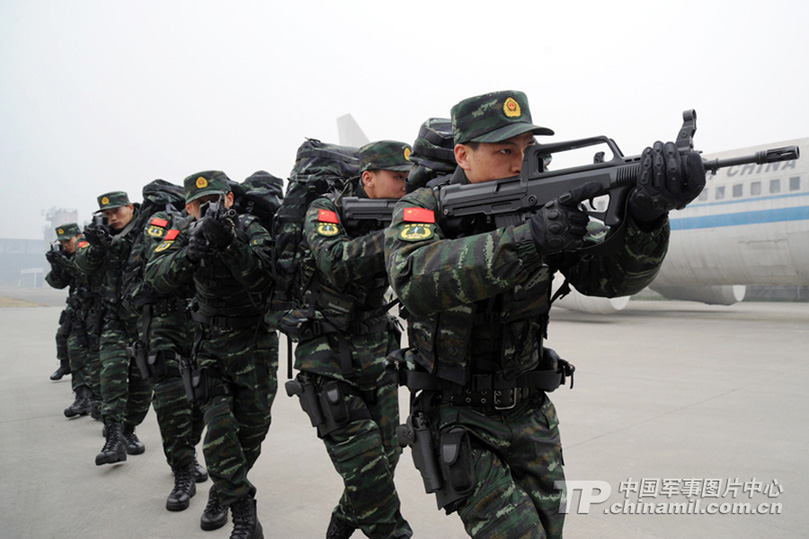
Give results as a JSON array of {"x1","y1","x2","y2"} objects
[
  {"x1": 144, "y1": 171, "x2": 277, "y2": 539},
  {"x1": 45, "y1": 223, "x2": 93, "y2": 416},
  {"x1": 385, "y1": 91, "x2": 705, "y2": 538},
  {"x1": 287, "y1": 141, "x2": 413, "y2": 539},
  {"x1": 75, "y1": 192, "x2": 152, "y2": 465},
  {"x1": 128, "y1": 198, "x2": 209, "y2": 513}
]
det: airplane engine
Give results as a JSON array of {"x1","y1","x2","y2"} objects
[{"x1": 649, "y1": 284, "x2": 746, "y2": 305}]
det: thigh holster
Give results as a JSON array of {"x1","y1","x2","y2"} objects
[
  {"x1": 180, "y1": 359, "x2": 231, "y2": 405},
  {"x1": 286, "y1": 373, "x2": 371, "y2": 439},
  {"x1": 396, "y1": 407, "x2": 476, "y2": 514}
]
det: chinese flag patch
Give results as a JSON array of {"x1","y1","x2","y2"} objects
[
  {"x1": 403, "y1": 207, "x2": 435, "y2": 224},
  {"x1": 164, "y1": 229, "x2": 180, "y2": 241},
  {"x1": 151, "y1": 217, "x2": 168, "y2": 227},
  {"x1": 318, "y1": 209, "x2": 339, "y2": 224}
]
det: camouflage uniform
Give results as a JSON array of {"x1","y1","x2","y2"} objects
[
  {"x1": 144, "y1": 171, "x2": 277, "y2": 528},
  {"x1": 46, "y1": 224, "x2": 94, "y2": 414},
  {"x1": 292, "y1": 141, "x2": 413, "y2": 539},
  {"x1": 385, "y1": 91, "x2": 670, "y2": 538},
  {"x1": 75, "y1": 192, "x2": 152, "y2": 460},
  {"x1": 135, "y1": 210, "x2": 205, "y2": 482}
]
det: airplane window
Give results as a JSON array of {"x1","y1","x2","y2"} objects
[
  {"x1": 715, "y1": 186, "x2": 725, "y2": 200},
  {"x1": 770, "y1": 179, "x2": 781, "y2": 193},
  {"x1": 732, "y1": 184, "x2": 743, "y2": 198},
  {"x1": 790, "y1": 176, "x2": 801, "y2": 191},
  {"x1": 751, "y1": 181, "x2": 761, "y2": 196}
]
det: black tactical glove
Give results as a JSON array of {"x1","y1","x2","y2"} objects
[
  {"x1": 83, "y1": 224, "x2": 112, "y2": 250},
  {"x1": 186, "y1": 224, "x2": 212, "y2": 264},
  {"x1": 45, "y1": 249, "x2": 61, "y2": 266},
  {"x1": 530, "y1": 181, "x2": 601, "y2": 255},
  {"x1": 628, "y1": 141, "x2": 706, "y2": 223},
  {"x1": 202, "y1": 215, "x2": 235, "y2": 249}
]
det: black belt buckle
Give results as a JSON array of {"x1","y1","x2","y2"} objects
[{"x1": 493, "y1": 387, "x2": 518, "y2": 410}]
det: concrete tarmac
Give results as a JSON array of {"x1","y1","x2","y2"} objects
[{"x1": 1, "y1": 286, "x2": 807, "y2": 539}]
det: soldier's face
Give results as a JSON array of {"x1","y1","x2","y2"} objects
[
  {"x1": 362, "y1": 169, "x2": 409, "y2": 199},
  {"x1": 455, "y1": 132, "x2": 535, "y2": 183},
  {"x1": 60, "y1": 236, "x2": 79, "y2": 254},
  {"x1": 186, "y1": 192, "x2": 234, "y2": 219},
  {"x1": 102, "y1": 204, "x2": 134, "y2": 231}
]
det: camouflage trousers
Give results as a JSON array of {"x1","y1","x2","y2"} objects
[
  {"x1": 437, "y1": 394, "x2": 565, "y2": 539},
  {"x1": 309, "y1": 372, "x2": 412, "y2": 539},
  {"x1": 99, "y1": 316, "x2": 152, "y2": 425},
  {"x1": 198, "y1": 326, "x2": 278, "y2": 506},
  {"x1": 152, "y1": 369, "x2": 205, "y2": 469},
  {"x1": 66, "y1": 330, "x2": 91, "y2": 392},
  {"x1": 55, "y1": 309, "x2": 69, "y2": 363}
]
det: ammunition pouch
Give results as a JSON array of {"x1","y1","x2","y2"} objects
[
  {"x1": 179, "y1": 359, "x2": 231, "y2": 405},
  {"x1": 396, "y1": 410, "x2": 475, "y2": 513},
  {"x1": 285, "y1": 373, "x2": 371, "y2": 438}
]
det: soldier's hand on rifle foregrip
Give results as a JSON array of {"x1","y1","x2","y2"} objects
[
  {"x1": 628, "y1": 141, "x2": 706, "y2": 223},
  {"x1": 202, "y1": 215, "x2": 235, "y2": 249},
  {"x1": 529, "y1": 181, "x2": 601, "y2": 255}
]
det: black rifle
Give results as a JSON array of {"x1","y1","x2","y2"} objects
[
  {"x1": 340, "y1": 197, "x2": 399, "y2": 229},
  {"x1": 437, "y1": 110, "x2": 799, "y2": 235}
]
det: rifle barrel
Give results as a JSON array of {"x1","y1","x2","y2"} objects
[{"x1": 702, "y1": 145, "x2": 799, "y2": 173}]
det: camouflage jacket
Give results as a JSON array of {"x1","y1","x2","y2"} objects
[
  {"x1": 144, "y1": 213, "x2": 274, "y2": 320},
  {"x1": 385, "y1": 168, "x2": 669, "y2": 385},
  {"x1": 294, "y1": 181, "x2": 395, "y2": 388},
  {"x1": 74, "y1": 206, "x2": 142, "y2": 310}
]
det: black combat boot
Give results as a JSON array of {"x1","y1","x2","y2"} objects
[
  {"x1": 122, "y1": 424, "x2": 145, "y2": 455},
  {"x1": 200, "y1": 485, "x2": 228, "y2": 531},
  {"x1": 50, "y1": 359, "x2": 71, "y2": 381},
  {"x1": 229, "y1": 496, "x2": 263, "y2": 539},
  {"x1": 95, "y1": 421, "x2": 127, "y2": 465},
  {"x1": 194, "y1": 456, "x2": 209, "y2": 483},
  {"x1": 64, "y1": 387, "x2": 92, "y2": 418},
  {"x1": 166, "y1": 462, "x2": 197, "y2": 511},
  {"x1": 326, "y1": 514, "x2": 356, "y2": 539},
  {"x1": 90, "y1": 399, "x2": 102, "y2": 421}
]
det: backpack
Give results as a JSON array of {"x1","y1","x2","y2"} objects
[
  {"x1": 406, "y1": 117, "x2": 456, "y2": 193},
  {"x1": 121, "y1": 179, "x2": 187, "y2": 310},
  {"x1": 232, "y1": 170, "x2": 285, "y2": 232},
  {"x1": 268, "y1": 138, "x2": 359, "y2": 344}
]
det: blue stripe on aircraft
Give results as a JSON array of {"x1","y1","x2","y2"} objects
[
  {"x1": 670, "y1": 206, "x2": 809, "y2": 230},
  {"x1": 687, "y1": 191, "x2": 808, "y2": 209}
]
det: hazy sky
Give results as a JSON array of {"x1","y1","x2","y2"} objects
[{"x1": 1, "y1": 0, "x2": 807, "y2": 239}]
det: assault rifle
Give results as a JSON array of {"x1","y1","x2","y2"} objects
[
  {"x1": 340, "y1": 197, "x2": 399, "y2": 229},
  {"x1": 437, "y1": 110, "x2": 800, "y2": 233}
]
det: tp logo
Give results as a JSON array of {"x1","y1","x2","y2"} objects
[{"x1": 556, "y1": 481, "x2": 612, "y2": 514}]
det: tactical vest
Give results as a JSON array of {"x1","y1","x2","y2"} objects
[{"x1": 404, "y1": 179, "x2": 554, "y2": 387}]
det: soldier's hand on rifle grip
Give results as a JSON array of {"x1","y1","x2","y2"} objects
[
  {"x1": 186, "y1": 225, "x2": 210, "y2": 263},
  {"x1": 83, "y1": 224, "x2": 112, "y2": 251},
  {"x1": 202, "y1": 215, "x2": 235, "y2": 249},
  {"x1": 629, "y1": 141, "x2": 706, "y2": 223},
  {"x1": 529, "y1": 181, "x2": 601, "y2": 255}
]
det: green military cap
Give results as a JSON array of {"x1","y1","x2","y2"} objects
[
  {"x1": 97, "y1": 191, "x2": 130, "y2": 210},
  {"x1": 359, "y1": 140, "x2": 413, "y2": 173},
  {"x1": 451, "y1": 90, "x2": 554, "y2": 144},
  {"x1": 183, "y1": 170, "x2": 232, "y2": 203},
  {"x1": 55, "y1": 223, "x2": 81, "y2": 240}
]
